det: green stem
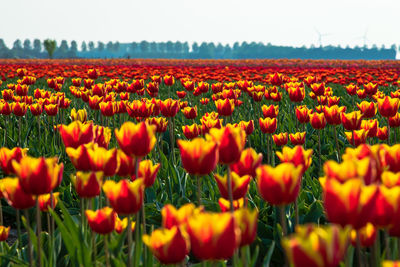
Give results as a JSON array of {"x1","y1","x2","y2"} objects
[
  {"x1": 197, "y1": 176, "x2": 202, "y2": 206},
  {"x1": 388, "y1": 118, "x2": 391, "y2": 146},
  {"x1": 16, "y1": 209, "x2": 22, "y2": 249},
  {"x1": 127, "y1": 215, "x2": 133, "y2": 267},
  {"x1": 280, "y1": 206, "x2": 287, "y2": 236},
  {"x1": 18, "y1": 116, "x2": 22, "y2": 147},
  {"x1": 227, "y1": 167, "x2": 234, "y2": 213},
  {"x1": 104, "y1": 235, "x2": 110, "y2": 267},
  {"x1": 333, "y1": 125, "x2": 341, "y2": 162},
  {"x1": 24, "y1": 209, "x2": 33, "y2": 267},
  {"x1": 318, "y1": 129, "x2": 322, "y2": 173},
  {"x1": 36, "y1": 199, "x2": 42, "y2": 267},
  {"x1": 356, "y1": 232, "x2": 362, "y2": 267}
]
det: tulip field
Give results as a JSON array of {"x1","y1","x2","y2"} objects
[{"x1": 1, "y1": 58, "x2": 400, "y2": 266}]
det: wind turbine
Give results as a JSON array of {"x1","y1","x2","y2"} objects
[{"x1": 314, "y1": 28, "x2": 331, "y2": 47}]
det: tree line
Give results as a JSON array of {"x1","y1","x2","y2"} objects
[{"x1": 0, "y1": 39, "x2": 397, "y2": 60}]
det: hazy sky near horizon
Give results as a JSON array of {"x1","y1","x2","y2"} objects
[{"x1": 1, "y1": 0, "x2": 399, "y2": 49}]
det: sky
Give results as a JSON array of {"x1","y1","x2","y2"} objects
[{"x1": 1, "y1": 0, "x2": 399, "y2": 50}]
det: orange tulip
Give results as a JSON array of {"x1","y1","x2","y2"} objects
[
  {"x1": 229, "y1": 148, "x2": 262, "y2": 178},
  {"x1": 238, "y1": 120, "x2": 254, "y2": 135},
  {"x1": 341, "y1": 111, "x2": 363, "y2": 131},
  {"x1": 161, "y1": 203, "x2": 202, "y2": 229},
  {"x1": 310, "y1": 83, "x2": 325, "y2": 96},
  {"x1": 44, "y1": 104, "x2": 58, "y2": 116},
  {"x1": 345, "y1": 129, "x2": 369, "y2": 146},
  {"x1": 66, "y1": 144, "x2": 93, "y2": 171},
  {"x1": 282, "y1": 224, "x2": 350, "y2": 267},
  {"x1": 287, "y1": 86, "x2": 305, "y2": 102},
  {"x1": 319, "y1": 177, "x2": 378, "y2": 229},
  {"x1": 182, "y1": 124, "x2": 200, "y2": 139},
  {"x1": 214, "y1": 171, "x2": 250, "y2": 200},
  {"x1": 30, "y1": 103, "x2": 43, "y2": 116},
  {"x1": 310, "y1": 112, "x2": 326, "y2": 129},
  {"x1": 215, "y1": 99, "x2": 235, "y2": 117},
  {"x1": 114, "y1": 216, "x2": 136, "y2": 234},
  {"x1": 0, "y1": 226, "x2": 10, "y2": 241},
  {"x1": 182, "y1": 106, "x2": 197, "y2": 119},
  {"x1": 377, "y1": 126, "x2": 388, "y2": 140},
  {"x1": 0, "y1": 147, "x2": 27, "y2": 175},
  {"x1": 295, "y1": 105, "x2": 311, "y2": 124},
  {"x1": 350, "y1": 223, "x2": 376, "y2": 247},
  {"x1": 160, "y1": 98, "x2": 179, "y2": 117},
  {"x1": 207, "y1": 125, "x2": 246, "y2": 165},
  {"x1": 261, "y1": 104, "x2": 279, "y2": 118},
  {"x1": 323, "y1": 105, "x2": 346, "y2": 125},
  {"x1": 323, "y1": 158, "x2": 377, "y2": 184},
  {"x1": 289, "y1": 132, "x2": 306, "y2": 146},
  {"x1": 257, "y1": 163, "x2": 302, "y2": 205},
  {"x1": 360, "y1": 119, "x2": 378, "y2": 138},
  {"x1": 357, "y1": 101, "x2": 377, "y2": 118},
  {"x1": 88, "y1": 146, "x2": 120, "y2": 176},
  {"x1": 146, "y1": 117, "x2": 168, "y2": 133},
  {"x1": 12, "y1": 102, "x2": 28, "y2": 117},
  {"x1": 382, "y1": 171, "x2": 400, "y2": 188},
  {"x1": 177, "y1": 137, "x2": 218, "y2": 176},
  {"x1": 218, "y1": 197, "x2": 246, "y2": 212},
  {"x1": 163, "y1": 75, "x2": 175, "y2": 86},
  {"x1": 85, "y1": 207, "x2": 117, "y2": 234},
  {"x1": 370, "y1": 185, "x2": 400, "y2": 227},
  {"x1": 377, "y1": 96, "x2": 400, "y2": 118},
  {"x1": 272, "y1": 132, "x2": 288, "y2": 146},
  {"x1": 186, "y1": 212, "x2": 240, "y2": 260},
  {"x1": 131, "y1": 159, "x2": 160, "y2": 187},
  {"x1": 382, "y1": 261, "x2": 400, "y2": 267},
  {"x1": 259, "y1": 117, "x2": 277, "y2": 134},
  {"x1": 71, "y1": 171, "x2": 103, "y2": 198},
  {"x1": 38, "y1": 192, "x2": 60, "y2": 212},
  {"x1": 13, "y1": 156, "x2": 63, "y2": 195},
  {"x1": 276, "y1": 146, "x2": 313, "y2": 174},
  {"x1": 143, "y1": 226, "x2": 190, "y2": 265},
  {"x1": 115, "y1": 122, "x2": 156, "y2": 158},
  {"x1": 0, "y1": 177, "x2": 36, "y2": 209},
  {"x1": 380, "y1": 144, "x2": 400, "y2": 172},
  {"x1": 59, "y1": 121, "x2": 94, "y2": 148},
  {"x1": 99, "y1": 101, "x2": 115, "y2": 117},
  {"x1": 102, "y1": 179, "x2": 144, "y2": 215},
  {"x1": 234, "y1": 208, "x2": 258, "y2": 246}
]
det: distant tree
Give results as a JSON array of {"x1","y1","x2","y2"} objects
[
  {"x1": 13, "y1": 39, "x2": 22, "y2": 50},
  {"x1": 140, "y1": 41, "x2": 149, "y2": 53},
  {"x1": 106, "y1": 41, "x2": 113, "y2": 52},
  {"x1": 113, "y1": 42, "x2": 120, "y2": 52},
  {"x1": 23, "y1": 39, "x2": 32, "y2": 50},
  {"x1": 70, "y1": 41, "x2": 78, "y2": 57},
  {"x1": 33, "y1": 39, "x2": 42, "y2": 53},
  {"x1": 159, "y1": 42, "x2": 166, "y2": 54},
  {"x1": 59, "y1": 40, "x2": 69, "y2": 54},
  {"x1": 97, "y1": 41, "x2": 105, "y2": 51},
  {"x1": 182, "y1": 42, "x2": 189, "y2": 54},
  {"x1": 81, "y1": 41, "x2": 87, "y2": 52},
  {"x1": 130, "y1": 42, "x2": 138, "y2": 53},
  {"x1": 150, "y1": 42, "x2": 158, "y2": 55},
  {"x1": 174, "y1": 41, "x2": 183, "y2": 54},
  {"x1": 0, "y1": 39, "x2": 9, "y2": 58},
  {"x1": 43, "y1": 39, "x2": 57, "y2": 59},
  {"x1": 166, "y1": 41, "x2": 173, "y2": 54},
  {"x1": 88, "y1": 41, "x2": 95, "y2": 51},
  {"x1": 199, "y1": 42, "x2": 214, "y2": 58},
  {"x1": 0, "y1": 39, "x2": 7, "y2": 50},
  {"x1": 192, "y1": 42, "x2": 199, "y2": 53}
]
